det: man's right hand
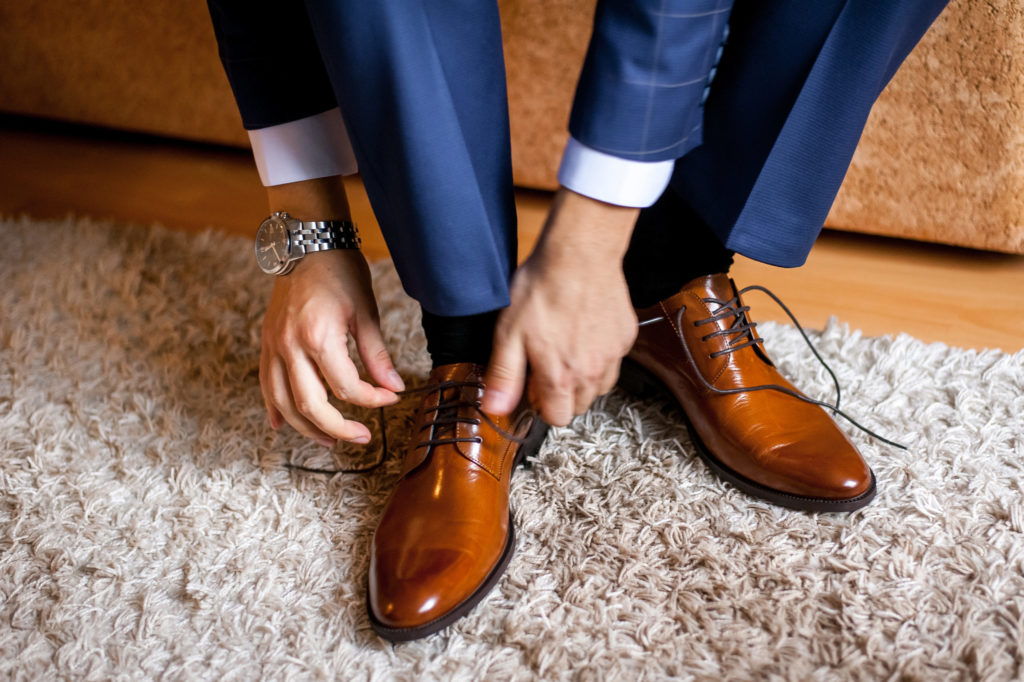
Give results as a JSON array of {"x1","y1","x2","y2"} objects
[{"x1": 260, "y1": 244, "x2": 405, "y2": 448}]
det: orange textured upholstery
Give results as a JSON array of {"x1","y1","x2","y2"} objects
[{"x1": 0, "y1": 0, "x2": 1019, "y2": 253}]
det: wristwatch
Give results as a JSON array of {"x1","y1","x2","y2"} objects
[{"x1": 254, "y1": 211, "x2": 361, "y2": 275}]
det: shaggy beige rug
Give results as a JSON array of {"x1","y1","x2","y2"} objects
[{"x1": 1, "y1": 216, "x2": 1022, "y2": 680}]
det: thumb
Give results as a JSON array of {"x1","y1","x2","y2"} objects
[
  {"x1": 482, "y1": 329, "x2": 527, "y2": 415},
  {"x1": 353, "y1": 314, "x2": 405, "y2": 394}
]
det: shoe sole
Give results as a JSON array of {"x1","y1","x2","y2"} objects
[
  {"x1": 367, "y1": 415, "x2": 550, "y2": 642},
  {"x1": 618, "y1": 357, "x2": 876, "y2": 513}
]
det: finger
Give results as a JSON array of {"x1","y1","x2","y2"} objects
[
  {"x1": 352, "y1": 313, "x2": 405, "y2": 393},
  {"x1": 267, "y1": 403, "x2": 285, "y2": 431},
  {"x1": 529, "y1": 369, "x2": 575, "y2": 427},
  {"x1": 598, "y1": 359, "x2": 621, "y2": 396},
  {"x1": 265, "y1": 356, "x2": 338, "y2": 446},
  {"x1": 285, "y1": 354, "x2": 374, "y2": 443},
  {"x1": 482, "y1": 328, "x2": 527, "y2": 415},
  {"x1": 259, "y1": 346, "x2": 285, "y2": 430},
  {"x1": 573, "y1": 380, "x2": 598, "y2": 417},
  {"x1": 316, "y1": 341, "x2": 399, "y2": 410},
  {"x1": 526, "y1": 377, "x2": 541, "y2": 413}
]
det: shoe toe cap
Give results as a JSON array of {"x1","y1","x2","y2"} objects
[
  {"x1": 765, "y1": 438, "x2": 873, "y2": 500},
  {"x1": 369, "y1": 546, "x2": 478, "y2": 629}
]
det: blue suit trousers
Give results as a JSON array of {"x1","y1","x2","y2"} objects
[{"x1": 208, "y1": 0, "x2": 948, "y2": 315}]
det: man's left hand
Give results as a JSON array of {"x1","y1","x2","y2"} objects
[{"x1": 482, "y1": 188, "x2": 639, "y2": 426}]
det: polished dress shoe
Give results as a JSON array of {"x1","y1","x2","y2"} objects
[
  {"x1": 619, "y1": 274, "x2": 875, "y2": 512},
  {"x1": 368, "y1": 363, "x2": 548, "y2": 641}
]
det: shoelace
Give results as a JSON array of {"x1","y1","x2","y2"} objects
[
  {"x1": 640, "y1": 284, "x2": 907, "y2": 450},
  {"x1": 288, "y1": 285, "x2": 904, "y2": 474},
  {"x1": 285, "y1": 379, "x2": 529, "y2": 475}
]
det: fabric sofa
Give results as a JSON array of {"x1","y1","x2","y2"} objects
[{"x1": 1, "y1": 0, "x2": 1020, "y2": 253}]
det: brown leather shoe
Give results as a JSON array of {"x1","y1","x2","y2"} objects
[
  {"x1": 619, "y1": 274, "x2": 875, "y2": 512},
  {"x1": 367, "y1": 363, "x2": 548, "y2": 641}
]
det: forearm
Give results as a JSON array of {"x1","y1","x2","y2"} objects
[
  {"x1": 534, "y1": 188, "x2": 640, "y2": 267},
  {"x1": 265, "y1": 175, "x2": 352, "y2": 222},
  {"x1": 484, "y1": 187, "x2": 640, "y2": 423}
]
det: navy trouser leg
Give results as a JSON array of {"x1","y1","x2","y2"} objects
[
  {"x1": 300, "y1": 1, "x2": 516, "y2": 317},
  {"x1": 208, "y1": 1, "x2": 516, "y2": 316},
  {"x1": 206, "y1": 0, "x2": 338, "y2": 128},
  {"x1": 669, "y1": 0, "x2": 950, "y2": 267}
]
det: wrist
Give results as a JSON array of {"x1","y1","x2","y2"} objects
[
  {"x1": 255, "y1": 192, "x2": 360, "y2": 275},
  {"x1": 265, "y1": 175, "x2": 352, "y2": 221},
  {"x1": 537, "y1": 187, "x2": 639, "y2": 264},
  {"x1": 281, "y1": 251, "x2": 371, "y2": 303}
]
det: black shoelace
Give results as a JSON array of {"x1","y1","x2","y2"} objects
[
  {"x1": 287, "y1": 284, "x2": 903, "y2": 475},
  {"x1": 640, "y1": 284, "x2": 907, "y2": 450},
  {"x1": 285, "y1": 379, "x2": 528, "y2": 475}
]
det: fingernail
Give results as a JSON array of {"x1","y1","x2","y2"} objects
[
  {"x1": 389, "y1": 370, "x2": 406, "y2": 391},
  {"x1": 353, "y1": 434, "x2": 371, "y2": 445},
  {"x1": 317, "y1": 438, "x2": 336, "y2": 448}
]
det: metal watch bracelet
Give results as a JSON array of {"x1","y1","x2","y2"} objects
[{"x1": 291, "y1": 220, "x2": 361, "y2": 253}]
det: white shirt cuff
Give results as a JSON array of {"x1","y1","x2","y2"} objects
[
  {"x1": 247, "y1": 108, "x2": 358, "y2": 187},
  {"x1": 557, "y1": 137, "x2": 675, "y2": 208}
]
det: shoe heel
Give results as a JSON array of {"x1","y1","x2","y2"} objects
[
  {"x1": 514, "y1": 416, "x2": 549, "y2": 469},
  {"x1": 617, "y1": 357, "x2": 666, "y2": 399}
]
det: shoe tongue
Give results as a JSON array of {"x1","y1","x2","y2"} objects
[
  {"x1": 685, "y1": 274, "x2": 772, "y2": 366},
  {"x1": 683, "y1": 272, "x2": 735, "y2": 300},
  {"x1": 429, "y1": 362, "x2": 485, "y2": 385},
  {"x1": 401, "y1": 363, "x2": 487, "y2": 477},
  {"x1": 637, "y1": 273, "x2": 735, "y2": 319},
  {"x1": 425, "y1": 363, "x2": 486, "y2": 423}
]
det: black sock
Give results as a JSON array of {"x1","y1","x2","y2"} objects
[
  {"x1": 420, "y1": 308, "x2": 500, "y2": 369},
  {"x1": 623, "y1": 185, "x2": 735, "y2": 309}
]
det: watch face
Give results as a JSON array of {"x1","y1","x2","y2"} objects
[{"x1": 255, "y1": 215, "x2": 292, "y2": 274}]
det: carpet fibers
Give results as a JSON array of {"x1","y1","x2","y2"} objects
[{"x1": 1, "y1": 216, "x2": 1023, "y2": 680}]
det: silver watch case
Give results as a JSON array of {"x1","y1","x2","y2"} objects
[
  {"x1": 255, "y1": 211, "x2": 360, "y2": 275},
  {"x1": 255, "y1": 212, "x2": 295, "y2": 275}
]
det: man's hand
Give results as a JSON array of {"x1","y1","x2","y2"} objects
[
  {"x1": 259, "y1": 175, "x2": 403, "y2": 447},
  {"x1": 261, "y1": 250, "x2": 404, "y2": 446},
  {"x1": 482, "y1": 188, "x2": 640, "y2": 426}
]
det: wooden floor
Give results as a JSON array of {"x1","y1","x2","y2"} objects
[{"x1": 2, "y1": 118, "x2": 1022, "y2": 353}]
